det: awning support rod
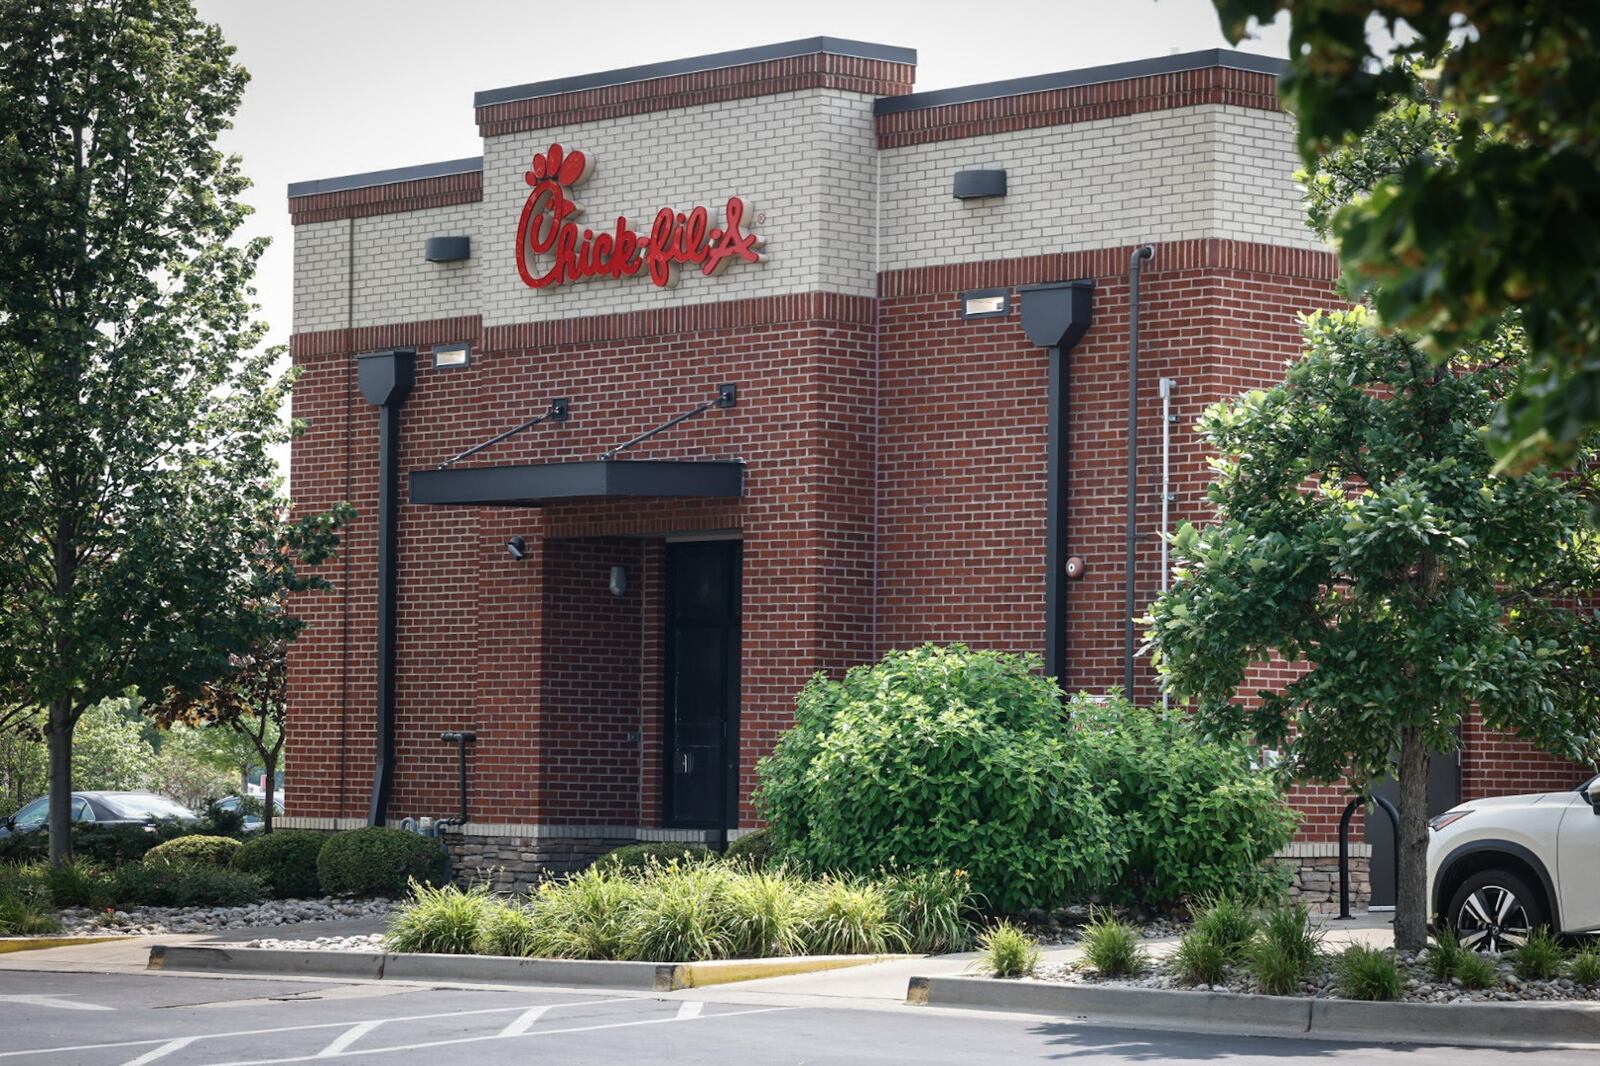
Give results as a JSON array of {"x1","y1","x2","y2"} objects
[
  {"x1": 600, "y1": 383, "x2": 736, "y2": 460},
  {"x1": 438, "y1": 398, "x2": 568, "y2": 469}
]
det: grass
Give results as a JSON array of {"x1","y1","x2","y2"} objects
[
  {"x1": 882, "y1": 868, "x2": 974, "y2": 954},
  {"x1": 1568, "y1": 945, "x2": 1600, "y2": 986},
  {"x1": 1453, "y1": 950, "x2": 1498, "y2": 990},
  {"x1": 383, "y1": 881, "x2": 497, "y2": 954},
  {"x1": 1512, "y1": 927, "x2": 1566, "y2": 981},
  {"x1": 1172, "y1": 929, "x2": 1231, "y2": 985},
  {"x1": 722, "y1": 868, "x2": 803, "y2": 958},
  {"x1": 1189, "y1": 894, "x2": 1257, "y2": 956},
  {"x1": 797, "y1": 876, "x2": 906, "y2": 956},
  {"x1": 1337, "y1": 945, "x2": 1401, "y2": 1001},
  {"x1": 621, "y1": 863, "x2": 733, "y2": 963},
  {"x1": 1426, "y1": 926, "x2": 1469, "y2": 982},
  {"x1": 1081, "y1": 911, "x2": 1146, "y2": 978},
  {"x1": 1245, "y1": 902, "x2": 1323, "y2": 995},
  {"x1": 974, "y1": 921, "x2": 1039, "y2": 978}
]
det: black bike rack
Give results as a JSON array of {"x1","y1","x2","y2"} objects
[{"x1": 1337, "y1": 793, "x2": 1400, "y2": 920}]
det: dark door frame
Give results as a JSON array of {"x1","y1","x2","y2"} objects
[{"x1": 661, "y1": 539, "x2": 742, "y2": 835}]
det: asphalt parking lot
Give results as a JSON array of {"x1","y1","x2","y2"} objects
[{"x1": 0, "y1": 968, "x2": 1594, "y2": 1065}]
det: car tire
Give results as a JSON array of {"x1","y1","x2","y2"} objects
[{"x1": 1446, "y1": 868, "x2": 1547, "y2": 954}]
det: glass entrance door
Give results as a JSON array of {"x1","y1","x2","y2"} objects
[{"x1": 663, "y1": 540, "x2": 741, "y2": 828}]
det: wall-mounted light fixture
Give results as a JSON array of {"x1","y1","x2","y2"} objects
[
  {"x1": 506, "y1": 536, "x2": 528, "y2": 561},
  {"x1": 608, "y1": 565, "x2": 627, "y2": 597},
  {"x1": 433, "y1": 343, "x2": 470, "y2": 369},
  {"x1": 424, "y1": 235, "x2": 471, "y2": 262},
  {"x1": 953, "y1": 169, "x2": 1007, "y2": 200}
]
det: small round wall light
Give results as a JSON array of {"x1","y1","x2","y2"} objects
[{"x1": 506, "y1": 536, "x2": 528, "y2": 561}]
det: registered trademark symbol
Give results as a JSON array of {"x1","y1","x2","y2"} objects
[{"x1": 756, "y1": 211, "x2": 766, "y2": 224}]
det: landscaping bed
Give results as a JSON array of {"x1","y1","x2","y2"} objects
[{"x1": 54, "y1": 896, "x2": 394, "y2": 936}]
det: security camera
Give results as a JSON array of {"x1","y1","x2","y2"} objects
[{"x1": 506, "y1": 536, "x2": 527, "y2": 561}]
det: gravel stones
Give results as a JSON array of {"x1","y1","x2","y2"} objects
[{"x1": 55, "y1": 897, "x2": 395, "y2": 936}]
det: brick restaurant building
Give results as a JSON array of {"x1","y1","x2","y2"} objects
[{"x1": 282, "y1": 38, "x2": 1583, "y2": 903}]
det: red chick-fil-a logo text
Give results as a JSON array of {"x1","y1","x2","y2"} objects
[{"x1": 514, "y1": 143, "x2": 765, "y2": 291}]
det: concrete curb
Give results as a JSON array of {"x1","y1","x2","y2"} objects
[
  {"x1": 906, "y1": 975, "x2": 1600, "y2": 1048},
  {"x1": 0, "y1": 935, "x2": 135, "y2": 955},
  {"x1": 147, "y1": 944, "x2": 896, "y2": 991}
]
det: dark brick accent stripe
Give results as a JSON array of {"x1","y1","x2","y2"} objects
[
  {"x1": 876, "y1": 67, "x2": 1279, "y2": 148},
  {"x1": 877, "y1": 239, "x2": 1338, "y2": 298},
  {"x1": 289, "y1": 171, "x2": 483, "y2": 225},
  {"x1": 477, "y1": 55, "x2": 914, "y2": 137},
  {"x1": 288, "y1": 295, "x2": 876, "y2": 358},
  {"x1": 290, "y1": 315, "x2": 483, "y2": 358},
  {"x1": 483, "y1": 292, "x2": 875, "y2": 349}
]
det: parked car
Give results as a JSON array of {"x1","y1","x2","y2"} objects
[
  {"x1": 0, "y1": 791, "x2": 199, "y2": 838},
  {"x1": 214, "y1": 794, "x2": 284, "y2": 833},
  {"x1": 1427, "y1": 773, "x2": 1600, "y2": 952}
]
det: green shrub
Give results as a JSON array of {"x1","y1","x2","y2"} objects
[
  {"x1": 1512, "y1": 927, "x2": 1566, "y2": 980},
  {"x1": 479, "y1": 903, "x2": 541, "y2": 957},
  {"x1": 385, "y1": 881, "x2": 496, "y2": 954},
  {"x1": 724, "y1": 827, "x2": 778, "y2": 867},
  {"x1": 1246, "y1": 902, "x2": 1323, "y2": 995},
  {"x1": 621, "y1": 863, "x2": 734, "y2": 962},
  {"x1": 1081, "y1": 912, "x2": 1146, "y2": 978},
  {"x1": 0, "y1": 821, "x2": 193, "y2": 867},
  {"x1": 1066, "y1": 696, "x2": 1298, "y2": 906},
  {"x1": 797, "y1": 876, "x2": 906, "y2": 955},
  {"x1": 1566, "y1": 945, "x2": 1600, "y2": 986},
  {"x1": 145, "y1": 835, "x2": 242, "y2": 867},
  {"x1": 974, "y1": 921, "x2": 1039, "y2": 978},
  {"x1": 1427, "y1": 926, "x2": 1469, "y2": 982},
  {"x1": 1189, "y1": 894, "x2": 1257, "y2": 958},
  {"x1": 592, "y1": 842, "x2": 707, "y2": 874},
  {"x1": 317, "y1": 828, "x2": 448, "y2": 897},
  {"x1": 0, "y1": 889, "x2": 60, "y2": 935},
  {"x1": 44, "y1": 859, "x2": 107, "y2": 909},
  {"x1": 528, "y1": 866, "x2": 631, "y2": 960},
  {"x1": 757, "y1": 645, "x2": 1123, "y2": 913},
  {"x1": 1454, "y1": 950, "x2": 1498, "y2": 990},
  {"x1": 231, "y1": 831, "x2": 326, "y2": 899},
  {"x1": 106, "y1": 860, "x2": 265, "y2": 907},
  {"x1": 721, "y1": 868, "x2": 803, "y2": 958},
  {"x1": 883, "y1": 867, "x2": 974, "y2": 954},
  {"x1": 1338, "y1": 945, "x2": 1401, "y2": 1000},
  {"x1": 1173, "y1": 930, "x2": 1231, "y2": 985}
]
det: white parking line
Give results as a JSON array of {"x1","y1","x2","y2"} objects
[
  {"x1": 201, "y1": 1006, "x2": 795, "y2": 1066},
  {"x1": 675, "y1": 1001, "x2": 703, "y2": 1020},
  {"x1": 496, "y1": 1005, "x2": 552, "y2": 1037},
  {"x1": 0, "y1": 998, "x2": 631, "y2": 1060},
  {"x1": 0, "y1": 994, "x2": 114, "y2": 1012},
  {"x1": 314, "y1": 1022, "x2": 383, "y2": 1058},
  {"x1": 121, "y1": 1038, "x2": 197, "y2": 1066}
]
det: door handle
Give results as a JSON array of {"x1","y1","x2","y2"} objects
[{"x1": 677, "y1": 752, "x2": 694, "y2": 774}]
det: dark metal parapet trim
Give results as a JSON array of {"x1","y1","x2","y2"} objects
[
  {"x1": 356, "y1": 349, "x2": 415, "y2": 828},
  {"x1": 409, "y1": 460, "x2": 745, "y2": 507}
]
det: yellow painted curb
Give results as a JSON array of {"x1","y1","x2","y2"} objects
[
  {"x1": 0, "y1": 935, "x2": 135, "y2": 954},
  {"x1": 676, "y1": 953, "x2": 905, "y2": 988}
]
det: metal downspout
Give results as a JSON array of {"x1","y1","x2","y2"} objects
[
  {"x1": 1125, "y1": 245, "x2": 1154, "y2": 697},
  {"x1": 357, "y1": 348, "x2": 416, "y2": 827}
]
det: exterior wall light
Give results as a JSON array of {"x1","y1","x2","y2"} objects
[
  {"x1": 506, "y1": 536, "x2": 527, "y2": 560},
  {"x1": 953, "y1": 169, "x2": 1007, "y2": 200},
  {"x1": 609, "y1": 565, "x2": 627, "y2": 597},
  {"x1": 433, "y1": 343, "x2": 470, "y2": 369},
  {"x1": 424, "y1": 235, "x2": 471, "y2": 262}
]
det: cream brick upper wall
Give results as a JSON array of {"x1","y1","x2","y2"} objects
[
  {"x1": 292, "y1": 203, "x2": 481, "y2": 333},
  {"x1": 478, "y1": 90, "x2": 878, "y2": 327},
  {"x1": 878, "y1": 104, "x2": 1323, "y2": 272},
  {"x1": 293, "y1": 220, "x2": 350, "y2": 334}
]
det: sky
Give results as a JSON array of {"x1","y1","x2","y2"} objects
[{"x1": 192, "y1": 0, "x2": 1289, "y2": 379}]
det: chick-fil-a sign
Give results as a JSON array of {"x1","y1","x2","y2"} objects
[{"x1": 514, "y1": 143, "x2": 765, "y2": 291}]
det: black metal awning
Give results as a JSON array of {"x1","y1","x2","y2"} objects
[{"x1": 407, "y1": 459, "x2": 744, "y2": 507}]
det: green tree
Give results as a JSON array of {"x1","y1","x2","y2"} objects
[
  {"x1": 1147, "y1": 306, "x2": 1600, "y2": 950},
  {"x1": 71, "y1": 696, "x2": 156, "y2": 791},
  {"x1": 1209, "y1": 2, "x2": 1600, "y2": 472},
  {"x1": 0, "y1": 0, "x2": 308, "y2": 862}
]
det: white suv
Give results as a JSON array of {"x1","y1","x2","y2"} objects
[{"x1": 1427, "y1": 774, "x2": 1600, "y2": 952}]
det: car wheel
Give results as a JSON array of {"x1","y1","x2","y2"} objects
[{"x1": 1446, "y1": 869, "x2": 1546, "y2": 954}]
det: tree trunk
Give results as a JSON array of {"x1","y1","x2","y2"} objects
[
  {"x1": 1395, "y1": 724, "x2": 1431, "y2": 952},
  {"x1": 262, "y1": 753, "x2": 277, "y2": 834},
  {"x1": 46, "y1": 698, "x2": 74, "y2": 866}
]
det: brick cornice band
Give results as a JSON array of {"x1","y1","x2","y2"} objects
[
  {"x1": 477, "y1": 54, "x2": 915, "y2": 137},
  {"x1": 289, "y1": 169, "x2": 483, "y2": 226},
  {"x1": 877, "y1": 239, "x2": 1338, "y2": 298},
  {"x1": 876, "y1": 67, "x2": 1280, "y2": 148},
  {"x1": 289, "y1": 315, "x2": 483, "y2": 358}
]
